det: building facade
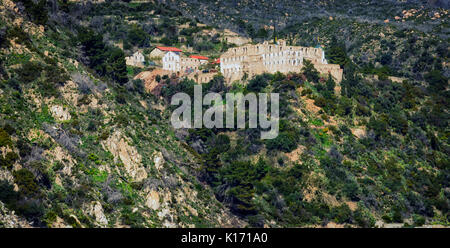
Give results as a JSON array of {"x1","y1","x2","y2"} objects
[
  {"x1": 125, "y1": 51, "x2": 145, "y2": 67},
  {"x1": 220, "y1": 41, "x2": 343, "y2": 83},
  {"x1": 150, "y1": 46, "x2": 183, "y2": 59},
  {"x1": 163, "y1": 53, "x2": 209, "y2": 73},
  {"x1": 162, "y1": 51, "x2": 181, "y2": 71}
]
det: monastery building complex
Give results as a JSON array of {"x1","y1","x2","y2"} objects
[
  {"x1": 155, "y1": 40, "x2": 343, "y2": 85},
  {"x1": 220, "y1": 40, "x2": 342, "y2": 83}
]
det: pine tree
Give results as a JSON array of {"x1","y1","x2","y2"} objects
[
  {"x1": 327, "y1": 36, "x2": 348, "y2": 67},
  {"x1": 78, "y1": 28, "x2": 107, "y2": 75},
  {"x1": 272, "y1": 25, "x2": 277, "y2": 44},
  {"x1": 326, "y1": 73, "x2": 336, "y2": 93},
  {"x1": 107, "y1": 48, "x2": 128, "y2": 85},
  {"x1": 301, "y1": 59, "x2": 319, "y2": 83}
]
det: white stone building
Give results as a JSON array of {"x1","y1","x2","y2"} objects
[
  {"x1": 125, "y1": 51, "x2": 145, "y2": 67},
  {"x1": 150, "y1": 46, "x2": 183, "y2": 59},
  {"x1": 162, "y1": 51, "x2": 181, "y2": 71},
  {"x1": 220, "y1": 40, "x2": 342, "y2": 83}
]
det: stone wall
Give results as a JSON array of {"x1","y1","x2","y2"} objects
[
  {"x1": 187, "y1": 72, "x2": 217, "y2": 84},
  {"x1": 314, "y1": 64, "x2": 343, "y2": 83}
]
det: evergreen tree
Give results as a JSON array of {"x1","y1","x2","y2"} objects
[
  {"x1": 272, "y1": 25, "x2": 277, "y2": 44},
  {"x1": 425, "y1": 70, "x2": 448, "y2": 92},
  {"x1": 78, "y1": 28, "x2": 107, "y2": 75},
  {"x1": 107, "y1": 48, "x2": 128, "y2": 85},
  {"x1": 14, "y1": 0, "x2": 48, "y2": 25},
  {"x1": 79, "y1": 28, "x2": 128, "y2": 85},
  {"x1": 128, "y1": 24, "x2": 150, "y2": 47},
  {"x1": 326, "y1": 73, "x2": 336, "y2": 93},
  {"x1": 327, "y1": 36, "x2": 348, "y2": 67},
  {"x1": 301, "y1": 59, "x2": 319, "y2": 83}
]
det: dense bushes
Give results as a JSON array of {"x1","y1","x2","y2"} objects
[
  {"x1": 219, "y1": 159, "x2": 268, "y2": 216},
  {"x1": 246, "y1": 74, "x2": 271, "y2": 92},
  {"x1": 127, "y1": 24, "x2": 150, "y2": 47},
  {"x1": 326, "y1": 36, "x2": 348, "y2": 67},
  {"x1": 265, "y1": 132, "x2": 297, "y2": 152},
  {"x1": 301, "y1": 59, "x2": 320, "y2": 83},
  {"x1": 0, "y1": 178, "x2": 45, "y2": 223},
  {"x1": 107, "y1": 48, "x2": 128, "y2": 85},
  {"x1": 425, "y1": 70, "x2": 448, "y2": 92},
  {"x1": 180, "y1": 65, "x2": 449, "y2": 226},
  {"x1": 0, "y1": 180, "x2": 19, "y2": 206},
  {"x1": 15, "y1": 61, "x2": 42, "y2": 83},
  {"x1": 0, "y1": 152, "x2": 19, "y2": 169},
  {"x1": 0, "y1": 166, "x2": 47, "y2": 223},
  {"x1": 13, "y1": 168, "x2": 42, "y2": 198},
  {"x1": 6, "y1": 26, "x2": 32, "y2": 48},
  {"x1": 14, "y1": 0, "x2": 48, "y2": 25},
  {"x1": 78, "y1": 28, "x2": 128, "y2": 85},
  {"x1": 0, "y1": 128, "x2": 12, "y2": 147},
  {"x1": 78, "y1": 28, "x2": 107, "y2": 74}
]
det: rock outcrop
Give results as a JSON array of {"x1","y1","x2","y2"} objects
[{"x1": 102, "y1": 130, "x2": 147, "y2": 182}]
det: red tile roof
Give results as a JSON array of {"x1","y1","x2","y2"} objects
[
  {"x1": 156, "y1": 46, "x2": 182, "y2": 52},
  {"x1": 189, "y1": 55, "x2": 209, "y2": 60}
]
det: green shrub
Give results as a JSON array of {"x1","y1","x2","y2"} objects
[
  {"x1": 354, "y1": 207, "x2": 375, "y2": 227},
  {"x1": 301, "y1": 88, "x2": 312, "y2": 96},
  {"x1": 15, "y1": 61, "x2": 42, "y2": 83},
  {"x1": 115, "y1": 92, "x2": 127, "y2": 104},
  {"x1": 247, "y1": 74, "x2": 270, "y2": 92},
  {"x1": 331, "y1": 204, "x2": 353, "y2": 224},
  {"x1": 13, "y1": 168, "x2": 42, "y2": 198},
  {"x1": 127, "y1": 24, "x2": 149, "y2": 47},
  {"x1": 0, "y1": 152, "x2": 19, "y2": 169},
  {"x1": 301, "y1": 59, "x2": 319, "y2": 83},
  {"x1": 265, "y1": 132, "x2": 297, "y2": 152},
  {"x1": 382, "y1": 214, "x2": 392, "y2": 223},
  {"x1": 107, "y1": 47, "x2": 128, "y2": 85},
  {"x1": 14, "y1": 0, "x2": 48, "y2": 25},
  {"x1": 0, "y1": 128, "x2": 12, "y2": 147},
  {"x1": 121, "y1": 206, "x2": 146, "y2": 227},
  {"x1": 115, "y1": 113, "x2": 129, "y2": 126},
  {"x1": 0, "y1": 180, "x2": 19, "y2": 206},
  {"x1": 355, "y1": 103, "x2": 370, "y2": 116},
  {"x1": 413, "y1": 214, "x2": 425, "y2": 226},
  {"x1": 7, "y1": 26, "x2": 31, "y2": 46},
  {"x1": 0, "y1": 27, "x2": 9, "y2": 49},
  {"x1": 0, "y1": 180, "x2": 43, "y2": 221},
  {"x1": 98, "y1": 130, "x2": 110, "y2": 141},
  {"x1": 314, "y1": 96, "x2": 326, "y2": 108}
]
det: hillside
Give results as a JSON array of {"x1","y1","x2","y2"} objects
[
  {"x1": 0, "y1": 0, "x2": 448, "y2": 228},
  {"x1": 160, "y1": 0, "x2": 449, "y2": 38},
  {"x1": 0, "y1": 0, "x2": 243, "y2": 227}
]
